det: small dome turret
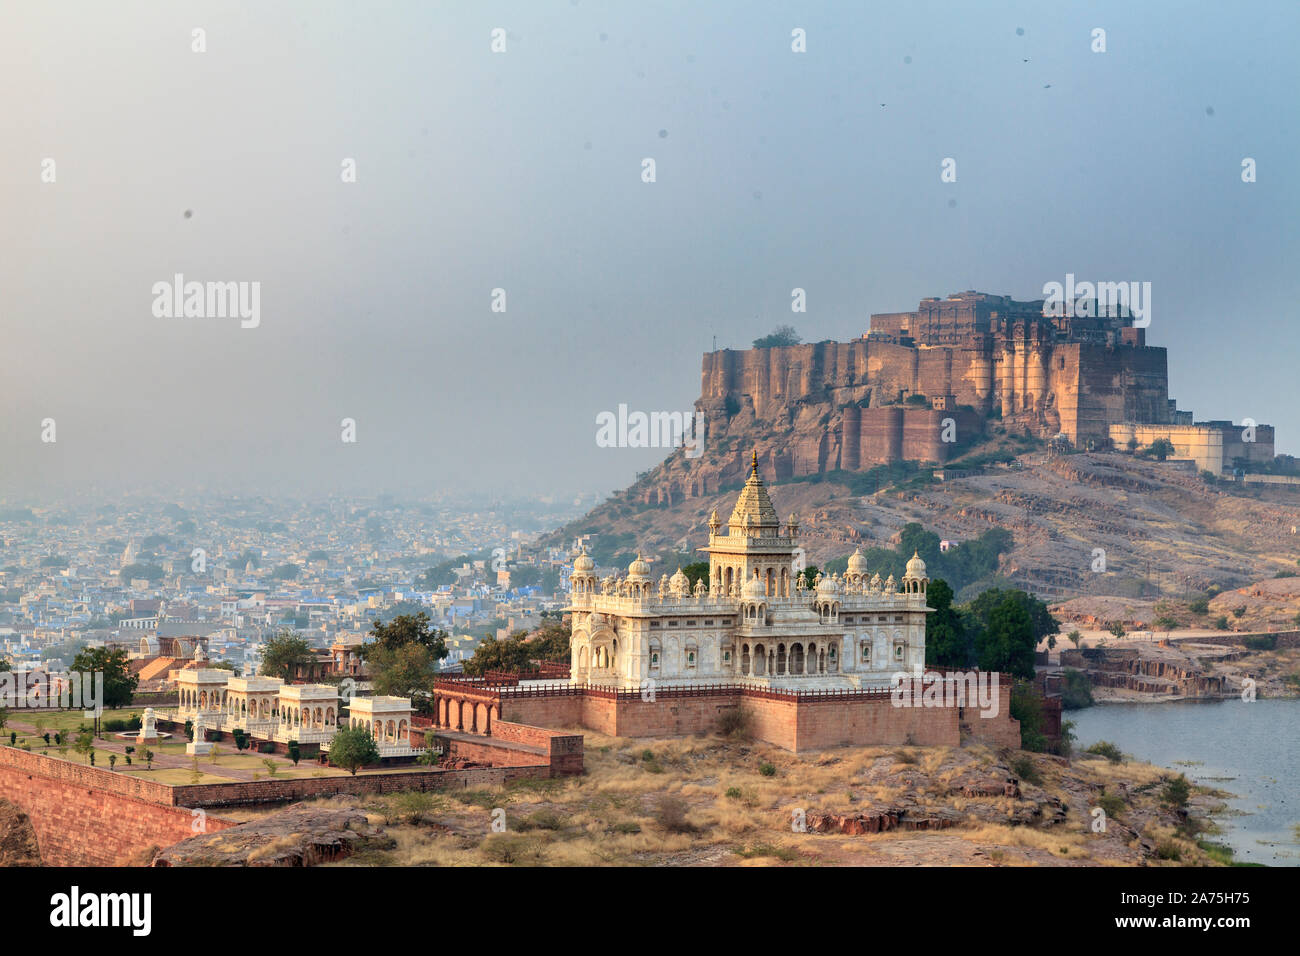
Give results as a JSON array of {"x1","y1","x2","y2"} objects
[
  {"x1": 669, "y1": 567, "x2": 691, "y2": 596},
  {"x1": 627, "y1": 552, "x2": 650, "y2": 580}
]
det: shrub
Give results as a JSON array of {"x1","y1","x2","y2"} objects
[
  {"x1": 1086, "y1": 740, "x2": 1124, "y2": 763},
  {"x1": 758, "y1": 762, "x2": 776, "y2": 777},
  {"x1": 388, "y1": 791, "x2": 442, "y2": 825},
  {"x1": 1096, "y1": 791, "x2": 1125, "y2": 818},
  {"x1": 724, "y1": 787, "x2": 742, "y2": 799},
  {"x1": 716, "y1": 705, "x2": 752, "y2": 740},
  {"x1": 522, "y1": 809, "x2": 565, "y2": 831},
  {"x1": 652, "y1": 794, "x2": 694, "y2": 833},
  {"x1": 1162, "y1": 774, "x2": 1191, "y2": 808},
  {"x1": 1011, "y1": 755, "x2": 1042, "y2": 785},
  {"x1": 1243, "y1": 635, "x2": 1277, "y2": 651},
  {"x1": 1060, "y1": 669, "x2": 1094, "y2": 709},
  {"x1": 481, "y1": 834, "x2": 540, "y2": 865},
  {"x1": 1213, "y1": 616, "x2": 1230, "y2": 630},
  {"x1": 1188, "y1": 597, "x2": 1209, "y2": 614},
  {"x1": 1155, "y1": 840, "x2": 1182, "y2": 861}
]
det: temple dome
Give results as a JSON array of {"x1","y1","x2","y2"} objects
[
  {"x1": 742, "y1": 576, "x2": 766, "y2": 599},
  {"x1": 573, "y1": 547, "x2": 594, "y2": 572},
  {"x1": 816, "y1": 573, "x2": 839, "y2": 595},
  {"x1": 847, "y1": 548, "x2": 868, "y2": 574},
  {"x1": 904, "y1": 551, "x2": 927, "y2": 578}
]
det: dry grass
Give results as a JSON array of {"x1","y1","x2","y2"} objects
[{"x1": 316, "y1": 732, "x2": 1209, "y2": 868}]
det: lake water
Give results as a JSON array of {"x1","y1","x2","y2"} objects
[{"x1": 1068, "y1": 698, "x2": 1299, "y2": 866}]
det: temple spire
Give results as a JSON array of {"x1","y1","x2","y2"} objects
[{"x1": 750, "y1": 450, "x2": 759, "y2": 476}]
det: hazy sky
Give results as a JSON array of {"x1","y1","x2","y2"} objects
[{"x1": 4, "y1": 0, "x2": 1298, "y2": 503}]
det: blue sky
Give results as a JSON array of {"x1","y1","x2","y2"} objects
[{"x1": 3, "y1": 0, "x2": 1297, "y2": 500}]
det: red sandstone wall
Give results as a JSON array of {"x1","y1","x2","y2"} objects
[
  {"x1": 0, "y1": 748, "x2": 237, "y2": 866},
  {"x1": 793, "y1": 697, "x2": 957, "y2": 750},
  {"x1": 488, "y1": 720, "x2": 584, "y2": 775},
  {"x1": 440, "y1": 736, "x2": 552, "y2": 769},
  {"x1": 498, "y1": 693, "x2": 585, "y2": 730}
]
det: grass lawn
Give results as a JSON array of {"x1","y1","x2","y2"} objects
[
  {"x1": 2, "y1": 707, "x2": 144, "y2": 740},
  {"x1": 121, "y1": 768, "x2": 237, "y2": 784}
]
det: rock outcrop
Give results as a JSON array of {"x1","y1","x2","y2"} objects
[{"x1": 0, "y1": 800, "x2": 41, "y2": 866}]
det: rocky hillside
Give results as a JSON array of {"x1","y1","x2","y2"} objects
[{"x1": 546, "y1": 449, "x2": 1300, "y2": 601}]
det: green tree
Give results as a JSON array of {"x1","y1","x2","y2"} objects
[
  {"x1": 679, "y1": 562, "x2": 711, "y2": 590},
  {"x1": 924, "y1": 579, "x2": 969, "y2": 667},
  {"x1": 118, "y1": 563, "x2": 165, "y2": 582},
  {"x1": 329, "y1": 725, "x2": 380, "y2": 775},
  {"x1": 364, "y1": 612, "x2": 448, "y2": 661},
  {"x1": 1010, "y1": 681, "x2": 1047, "y2": 752},
  {"x1": 259, "y1": 631, "x2": 315, "y2": 680},
  {"x1": 463, "y1": 632, "x2": 534, "y2": 676},
  {"x1": 73, "y1": 729, "x2": 94, "y2": 759},
  {"x1": 753, "y1": 325, "x2": 801, "y2": 349},
  {"x1": 70, "y1": 646, "x2": 138, "y2": 709},
  {"x1": 1148, "y1": 438, "x2": 1175, "y2": 461},
  {"x1": 369, "y1": 642, "x2": 439, "y2": 713},
  {"x1": 269, "y1": 563, "x2": 300, "y2": 581},
  {"x1": 972, "y1": 595, "x2": 1037, "y2": 678},
  {"x1": 415, "y1": 555, "x2": 470, "y2": 589}
]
